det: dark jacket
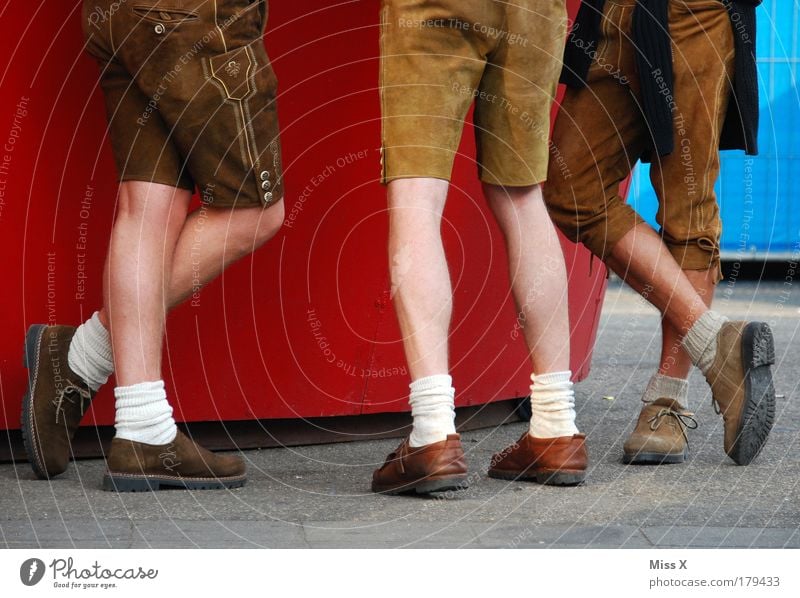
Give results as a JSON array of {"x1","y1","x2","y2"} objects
[{"x1": 561, "y1": 0, "x2": 761, "y2": 157}]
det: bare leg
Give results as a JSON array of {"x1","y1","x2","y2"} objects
[
  {"x1": 97, "y1": 181, "x2": 260, "y2": 484},
  {"x1": 484, "y1": 183, "x2": 570, "y2": 373},
  {"x1": 658, "y1": 268, "x2": 717, "y2": 378},
  {"x1": 104, "y1": 182, "x2": 190, "y2": 385},
  {"x1": 98, "y1": 199, "x2": 285, "y2": 328},
  {"x1": 387, "y1": 178, "x2": 451, "y2": 380},
  {"x1": 605, "y1": 223, "x2": 709, "y2": 336},
  {"x1": 485, "y1": 185, "x2": 583, "y2": 481}
]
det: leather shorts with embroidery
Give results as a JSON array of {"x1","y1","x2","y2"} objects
[{"x1": 83, "y1": 0, "x2": 282, "y2": 208}]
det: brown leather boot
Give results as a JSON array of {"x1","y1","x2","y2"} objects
[
  {"x1": 623, "y1": 398, "x2": 697, "y2": 464},
  {"x1": 371, "y1": 434, "x2": 468, "y2": 495},
  {"x1": 21, "y1": 324, "x2": 96, "y2": 479},
  {"x1": 102, "y1": 430, "x2": 247, "y2": 492},
  {"x1": 704, "y1": 321, "x2": 776, "y2": 465},
  {"x1": 488, "y1": 433, "x2": 587, "y2": 486}
]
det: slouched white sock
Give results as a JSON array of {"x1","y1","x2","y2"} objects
[
  {"x1": 67, "y1": 312, "x2": 114, "y2": 391},
  {"x1": 529, "y1": 371, "x2": 580, "y2": 438},
  {"x1": 642, "y1": 373, "x2": 689, "y2": 405},
  {"x1": 114, "y1": 381, "x2": 177, "y2": 445},
  {"x1": 682, "y1": 310, "x2": 729, "y2": 375},
  {"x1": 408, "y1": 374, "x2": 456, "y2": 447}
]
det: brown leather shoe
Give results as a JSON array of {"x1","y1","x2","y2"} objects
[
  {"x1": 704, "y1": 321, "x2": 776, "y2": 465},
  {"x1": 371, "y1": 434, "x2": 468, "y2": 495},
  {"x1": 623, "y1": 398, "x2": 697, "y2": 464},
  {"x1": 21, "y1": 324, "x2": 96, "y2": 479},
  {"x1": 488, "y1": 433, "x2": 587, "y2": 486},
  {"x1": 102, "y1": 430, "x2": 247, "y2": 492}
]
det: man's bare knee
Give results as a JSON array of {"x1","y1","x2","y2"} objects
[
  {"x1": 116, "y1": 182, "x2": 186, "y2": 225},
  {"x1": 483, "y1": 181, "x2": 542, "y2": 203},
  {"x1": 484, "y1": 182, "x2": 546, "y2": 235},
  {"x1": 387, "y1": 177, "x2": 449, "y2": 213},
  {"x1": 226, "y1": 201, "x2": 285, "y2": 256},
  {"x1": 253, "y1": 200, "x2": 285, "y2": 246}
]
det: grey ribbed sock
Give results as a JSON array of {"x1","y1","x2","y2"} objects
[
  {"x1": 642, "y1": 373, "x2": 688, "y2": 405},
  {"x1": 682, "y1": 310, "x2": 729, "y2": 376}
]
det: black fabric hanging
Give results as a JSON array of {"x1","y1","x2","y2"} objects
[
  {"x1": 558, "y1": 0, "x2": 761, "y2": 158},
  {"x1": 559, "y1": 0, "x2": 605, "y2": 89},
  {"x1": 632, "y1": 0, "x2": 675, "y2": 157}
]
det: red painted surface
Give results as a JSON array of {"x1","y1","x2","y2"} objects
[{"x1": 0, "y1": 0, "x2": 606, "y2": 429}]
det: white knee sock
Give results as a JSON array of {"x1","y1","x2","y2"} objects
[
  {"x1": 529, "y1": 371, "x2": 580, "y2": 438},
  {"x1": 642, "y1": 373, "x2": 689, "y2": 406},
  {"x1": 408, "y1": 374, "x2": 456, "y2": 447},
  {"x1": 114, "y1": 381, "x2": 177, "y2": 445},
  {"x1": 682, "y1": 310, "x2": 729, "y2": 376},
  {"x1": 67, "y1": 312, "x2": 114, "y2": 392}
]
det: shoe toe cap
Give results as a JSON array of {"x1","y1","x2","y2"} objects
[{"x1": 213, "y1": 453, "x2": 247, "y2": 478}]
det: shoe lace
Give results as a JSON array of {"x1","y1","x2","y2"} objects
[
  {"x1": 395, "y1": 439, "x2": 408, "y2": 474},
  {"x1": 647, "y1": 408, "x2": 698, "y2": 445},
  {"x1": 711, "y1": 397, "x2": 722, "y2": 415},
  {"x1": 52, "y1": 384, "x2": 92, "y2": 424},
  {"x1": 379, "y1": 438, "x2": 409, "y2": 475}
]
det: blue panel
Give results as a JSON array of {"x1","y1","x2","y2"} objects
[{"x1": 628, "y1": 0, "x2": 800, "y2": 258}]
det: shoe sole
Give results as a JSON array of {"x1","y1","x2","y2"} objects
[
  {"x1": 729, "y1": 322, "x2": 776, "y2": 465},
  {"x1": 488, "y1": 467, "x2": 585, "y2": 486},
  {"x1": 371, "y1": 474, "x2": 469, "y2": 496},
  {"x1": 20, "y1": 324, "x2": 51, "y2": 480},
  {"x1": 622, "y1": 448, "x2": 687, "y2": 465},
  {"x1": 102, "y1": 472, "x2": 247, "y2": 492}
]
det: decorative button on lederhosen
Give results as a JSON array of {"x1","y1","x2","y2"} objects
[
  {"x1": 154, "y1": 23, "x2": 165, "y2": 34},
  {"x1": 260, "y1": 170, "x2": 270, "y2": 181},
  {"x1": 264, "y1": 192, "x2": 273, "y2": 202},
  {"x1": 261, "y1": 180, "x2": 271, "y2": 190}
]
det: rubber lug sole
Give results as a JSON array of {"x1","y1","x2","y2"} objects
[
  {"x1": 102, "y1": 473, "x2": 247, "y2": 492},
  {"x1": 372, "y1": 475, "x2": 469, "y2": 496},
  {"x1": 488, "y1": 468, "x2": 585, "y2": 486},
  {"x1": 729, "y1": 322, "x2": 776, "y2": 465},
  {"x1": 622, "y1": 448, "x2": 687, "y2": 465}
]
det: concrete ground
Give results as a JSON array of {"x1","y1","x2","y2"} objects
[{"x1": 1, "y1": 280, "x2": 798, "y2": 548}]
